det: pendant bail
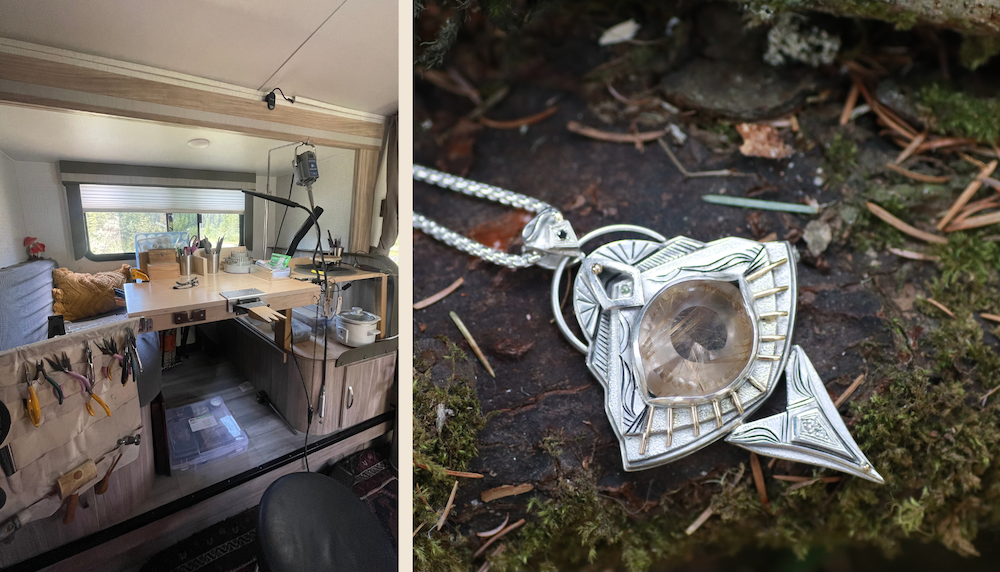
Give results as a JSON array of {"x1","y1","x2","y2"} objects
[{"x1": 521, "y1": 208, "x2": 583, "y2": 269}]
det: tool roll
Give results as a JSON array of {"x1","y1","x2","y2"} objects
[{"x1": 0, "y1": 318, "x2": 143, "y2": 525}]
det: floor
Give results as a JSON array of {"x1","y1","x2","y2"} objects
[{"x1": 133, "y1": 348, "x2": 310, "y2": 516}]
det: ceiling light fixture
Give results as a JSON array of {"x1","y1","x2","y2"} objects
[{"x1": 187, "y1": 138, "x2": 211, "y2": 149}]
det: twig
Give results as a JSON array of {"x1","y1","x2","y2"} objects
[
  {"x1": 925, "y1": 298, "x2": 956, "y2": 318},
  {"x1": 773, "y1": 475, "x2": 843, "y2": 483},
  {"x1": 839, "y1": 83, "x2": 859, "y2": 126},
  {"x1": 477, "y1": 514, "x2": 510, "y2": 537},
  {"x1": 480, "y1": 106, "x2": 559, "y2": 129},
  {"x1": 657, "y1": 138, "x2": 755, "y2": 178},
  {"x1": 937, "y1": 160, "x2": 999, "y2": 230},
  {"x1": 982, "y1": 385, "x2": 1000, "y2": 406},
  {"x1": 474, "y1": 518, "x2": 526, "y2": 558},
  {"x1": 567, "y1": 121, "x2": 667, "y2": 143},
  {"x1": 979, "y1": 177, "x2": 1000, "y2": 192},
  {"x1": 946, "y1": 211, "x2": 1000, "y2": 232},
  {"x1": 894, "y1": 132, "x2": 926, "y2": 164},
  {"x1": 413, "y1": 522, "x2": 425, "y2": 538},
  {"x1": 481, "y1": 483, "x2": 534, "y2": 503},
  {"x1": 786, "y1": 477, "x2": 842, "y2": 492},
  {"x1": 703, "y1": 194, "x2": 819, "y2": 215},
  {"x1": 885, "y1": 162, "x2": 951, "y2": 183},
  {"x1": 450, "y1": 311, "x2": 496, "y2": 378},
  {"x1": 834, "y1": 373, "x2": 866, "y2": 408},
  {"x1": 414, "y1": 463, "x2": 485, "y2": 478},
  {"x1": 887, "y1": 247, "x2": 940, "y2": 262},
  {"x1": 981, "y1": 313, "x2": 1000, "y2": 323},
  {"x1": 866, "y1": 202, "x2": 948, "y2": 244},
  {"x1": 436, "y1": 480, "x2": 459, "y2": 531},
  {"x1": 915, "y1": 137, "x2": 978, "y2": 154},
  {"x1": 467, "y1": 86, "x2": 511, "y2": 121},
  {"x1": 414, "y1": 277, "x2": 464, "y2": 310},
  {"x1": 749, "y1": 452, "x2": 769, "y2": 510},
  {"x1": 685, "y1": 506, "x2": 714, "y2": 535},
  {"x1": 951, "y1": 197, "x2": 1000, "y2": 227}
]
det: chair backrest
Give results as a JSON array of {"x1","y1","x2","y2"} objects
[{"x1": 0, "y1": 259, "x2": 57, "y2": 352}]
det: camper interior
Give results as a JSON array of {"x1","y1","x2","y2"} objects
[{"x1": 0, "y1": 2, "x2": 399, "y2": 570}]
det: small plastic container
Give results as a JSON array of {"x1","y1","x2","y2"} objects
[
  {"x1": 166, "y1": 397, "x2": 248, "y2": 471},
  {"x1": 291, "y1": 304, "x2": 333, "y2": 336}
]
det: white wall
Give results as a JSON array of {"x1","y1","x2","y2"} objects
[
  {"x1": 269, "y1": 150, "x2": 355, "y2": 256},
  {"x1": 14, "y1": 161, "x2": 87, "y2": 271},
  {"x1": 0, "y1": 151, "x2": 27, "y2": 267}
]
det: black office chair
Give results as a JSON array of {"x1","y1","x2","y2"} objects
[{"x1": 257, "y1": 472, "x2": 397, "y2": 572}]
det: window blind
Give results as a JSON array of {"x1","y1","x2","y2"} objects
[{"x1": 79, "y1": 184, "x2": 246, "y2": 214}]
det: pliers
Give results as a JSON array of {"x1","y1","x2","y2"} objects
[
  {"x1": 22, "y1": 364, "x2": 40, "y2": 427},
  {"x1": 36, "y1": 361, "x2": 63, "y2": 405},
  {"x1": 95, "y1": 338, "x2": 123, "y2": 382},
  {"x1": 84, "y1": 345, "x2": 111, "y2": 418},
  {"x1": 124, "y1": 328, "x2": 142, "y2": 383}
]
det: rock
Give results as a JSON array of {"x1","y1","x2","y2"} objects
[
  {"x1": 661, "y1": 58, "x2": 821, "y2": 120},
  {"x1": 803, "y1": 219, "x2": 833, "y2": 258}
]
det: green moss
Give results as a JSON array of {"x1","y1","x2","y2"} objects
[
  {"x1": 823, "y1": 132, "x2": 857, "y2": 185},
  {"x1": 960, "y1": 35, "x2": 1000, "y2": 71},
  {"x1": 413, "y1": 340, "x2": 488, "y2": 572},
  {"x1": 918, "y1": 83, "x2": 1000, "y2": 143}
]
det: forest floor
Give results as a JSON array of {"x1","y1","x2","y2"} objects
[{"x1": 412, "y1": 3, "x2": 1000, "y2": 571}]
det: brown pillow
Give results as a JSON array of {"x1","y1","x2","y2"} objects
[{"x1": 52, "y1": 265, "x2": 130, "y2": 322}]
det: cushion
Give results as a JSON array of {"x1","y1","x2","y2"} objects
[
  {"x1": 0, "y1": 259, "x2": 57, "y2": 352},
  {"x1": 52, "y1": 265, "x2": 130, "y2": 322}
]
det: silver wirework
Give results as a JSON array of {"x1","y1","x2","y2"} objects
[{"x1": 413, "y1": 165, "x2": 553, "y2": 268}]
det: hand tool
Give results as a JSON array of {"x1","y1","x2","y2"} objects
[
  {"x1": 37, "y1": 361, "x2": 64, "y2": 405},
  {"x1": 84, "y1": 345, "x2": 111, "y2": 417},
  {"x1": 215, "y1": 235, "x2": 224, "y2": 253},
  {"x1": 23, "y1": 364, "x2": 41, "y2": 427},
  {"x1": 46, "y1": 352, "x2": 97, "y2": 416},
  {"x1": 126, "y1": 328, "x2": 143, "y2": 375},
  {"x1": 173, "y1": 277, "x2": 199, "y2": 289},
  {"x1": 95, "y1": 452, "x2": 122, "y2": 495},
  {"x1": 129, "y1": 267, "x2": 150, "y2": 282},
  {"x1": 95, "y1": 339, "x2": 123, "y2": 381},
  {"x1": 0, "y1": 400, "x2": 13, "y2": 477}
]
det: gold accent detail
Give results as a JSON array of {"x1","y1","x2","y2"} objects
[
  {"x1": 760, "y1": 335, "x2": 787, "y2": 342},
  {"x1": 640, "y1": 408, "x2": 654, "y2": 455},
  {"x1": 731, "y1": 390, "x2": 744, "y2": 414},
  {"x1": 749, "y1": 376, "x2": 767, "y2": 391},
  {"x1": 666, "y1": 407, "x2": 674, "y2": 447},
  {"x1": 690, "y1": 405, "x2": 700, "y2": 437},
  {"x1": 758, "y1": 355, "x2": 781, "y2": 361},
  {"x1": 753, "y1": 286, "x2": 789, "y2": 299},
  {"x1": 712, "y1": 399, "x2": 723, "y2": 428},
  {"x1": 746, "y1": 259, "x2": 788, "y2": 282},
  {"x1": 759, "y1": 311, "x2": 789, "y2": 320}
]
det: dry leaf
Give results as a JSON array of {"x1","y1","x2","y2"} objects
[
  {"x1": 599, "y1": 19, "x2": 640, "y2": 46},
  {"x1": 736, "y1": 123, "x2": 794, "y2": 159}
]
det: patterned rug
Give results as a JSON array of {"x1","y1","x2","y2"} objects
[{"x1": 141, "y1": 446, "x2": 397, "y2": 572}]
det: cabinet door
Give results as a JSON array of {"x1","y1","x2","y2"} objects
[{"x1": 339, "y1": 354, "x2": 395, "y2": 429}]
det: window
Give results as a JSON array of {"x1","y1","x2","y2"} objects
[{"x1": 78, "y1": 185, "x2": 246, "y2": 259}]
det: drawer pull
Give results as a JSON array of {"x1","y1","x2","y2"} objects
[{"x1": 346, "y1": 386, "x2": 354, "y2": 409}]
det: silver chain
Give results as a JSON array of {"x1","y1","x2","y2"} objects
[{"x1": 413, "y1": 165, "x2": 553, "y2": 268}]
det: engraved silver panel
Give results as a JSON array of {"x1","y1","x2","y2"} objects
[
  {"x1": 726, "y1": 345, "x2": 884, "y2": 484},
  {"x1": 574, "y1": 236, "x2": 797, "y2": 470}
]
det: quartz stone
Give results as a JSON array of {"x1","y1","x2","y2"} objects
[{"x1": 638, "y1": 279, "x2": 754, "y2": 398}]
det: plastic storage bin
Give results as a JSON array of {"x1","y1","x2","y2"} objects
[{"x1": 167, "y1": 397, "x2": 248, "y2": 471}]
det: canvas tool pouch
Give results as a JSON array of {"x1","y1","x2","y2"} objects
[{"x1": 0, "y1": 319, "x2": 142, "y2": 523}]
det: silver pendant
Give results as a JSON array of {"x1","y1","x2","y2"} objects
[{"x1": 540, "y1": 226, "x2": 883, "y2": 483}]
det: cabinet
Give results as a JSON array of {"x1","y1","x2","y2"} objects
[{"x1": 216, "y1": 318, "x2": 395, "y2": 435}]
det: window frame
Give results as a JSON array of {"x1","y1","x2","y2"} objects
[{"x1": 66, "y1": 182, "x2": 253, "y2": 262}]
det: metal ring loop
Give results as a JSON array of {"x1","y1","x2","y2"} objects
[{"x1": 551, "y1": 224, "x2": 668, "y2": 354}]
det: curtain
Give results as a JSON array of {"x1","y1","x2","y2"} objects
[{"x1": 373, "y1": 113, "x2": 398, "y2": 256}]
